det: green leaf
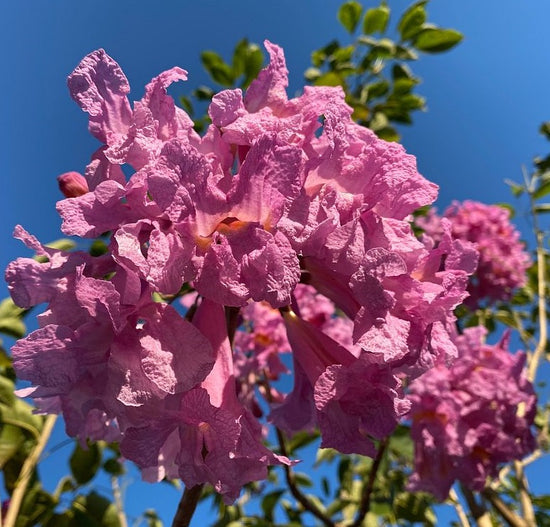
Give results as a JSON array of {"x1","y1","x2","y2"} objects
[
  {"x1": 392, "y1": 63, "x2": 414, "y2": 80},
  {"x1": 193, "y1": 86, "x2": 215, "y2": 101},
  {"x1": 534, "y1": 179, "x2": 550, "y2": 200},
  {"x1": 45, "y1": 512, "x2": 72, "y2": 527},
  {"x1": 45, "y1": 239, "x2": 76, "y2": 252},
  {"x1": 200, "y1": 51, "x2": 234, "y2": 87},
  {"x1": 496, "y1": 202, "x2": 515, "y2": 218},
  {"x1": 505, "y1": 179, "x2": 525, "y2": 197},
  {"x1": 0, "y1": 297, "x2": 25, "y2": 319},
  {"x1": 397, "y1": 1, "x2": 427, "y2": 41},
  {"x1": 231, "y1": 39, "x2": 264, "y2": 88},
  {"x1": 338, "y1": 1, "x2": 363, "y2": 33},
  {"x1": 19, "y1": 483, "x2": 57, "y2": 526},
  {"x1": 0, "y1": 316, "x2": 26, "y2": 339},
  {"x1": 535, "y1": 204, "x2": 550, "y2": 214},
  {"x1": 71, "y1": 492, "x2": 121, "y2": 527},
  {"x1": 392, "y1": 77, "x2": 418, "y2": 95},
  {"x1": 540, "y1": 121, "x2": 550, "y2": 140},
  {"x1": 1, "y1": 396, "x2": 43, "y2": 440},
  {"x1": 0, "y1": 373, "x2": 16, "y2": 405},
  {"x1": 261, "y1": 490, "x2": 284, "y2": 521},
  {"x1": 394, "y1": 492, "x2": 436, "y2": 525},
  {"x1": 313, "y1": 71, "x2": 344, "y2": 87},
  {"x1": 232, "y1": 39, "x2": 249, "y2": 78},
  {"x1": 375, "y1": 126, "x2": 400, "y2": 142},
  {"x1": 366, "y1": 80, "x2": 390, "y2": 100},
  {"x1": 103, "y1": 457, "x2": 125, "y2": 476},
  {"x1": 89, "y1": 239, "x2": 108, "y2": 257},
  {"x1": 0, "y1": 423, "x2": 24, "y2": 468},
  {"x1": 315, "y1": 447, "x2": 338, "y2": 466},
  {"x1": 413, "y1": 28, "x2": 463, "y2": 53},
  {"x1": 293, "y1": 472, "x2": 313, "y2": 488},
  {"x1": 389, "y1": 424, "x2": 414, "y2": 462},
  {"x1": 363, "y1": 5, "x2": 390, "y2": 35},
  {"x1": 70, "y1": 442, "x2": 103, "y2": 485},
  {"x1": 394, "y1": 45, "x2": 418, "y2": 60},
  {"x1": 330, "y1": 45, "x2": 355, "y2": 65},
  {"x1": 144, "y1": 510, "x2": 164, "y2": 527},
  {"x1": 286, "y1": 430, "x2": 319, "y2": 453},
  {"x1": 242, "y1": 44, "x2": 264, "y2": 88},
  {"x1": 532, "y1": 495, "x2": 550, "y2": 509},
  {"x1": 361, "y1": 37, "x2": 396, "y2": 59}
]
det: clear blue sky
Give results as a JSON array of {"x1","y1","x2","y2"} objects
[{"x1": 2, "y1": 1, "x2": 550, "y2": 524}]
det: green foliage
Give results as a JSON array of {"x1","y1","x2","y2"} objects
[
  {"x1": 69, "y1": 492, "x2": 122, "y2": 527},
  {"x1": 309, "y1": 0, "x2": 462, "y2": 141},
  {"x1": 183, "y1": 39, "x2": 265, "y2": 132},
  {"x1": 0, "y1": 297, "x2": 26, "y2": 339},
  {"x1": 413, "y1": 27, "x2": 463, "y2": 52},
  {"x1": 338, "y1": 1, "x2": 363, "y2": 33},
  {"x1": 398, "y1": 1, "x2": 428, "y2": 41},
  {"x1": 363, "y1": 5, "x2": 390, "y2": 35},
  {"x1": 70, "y1": 441, "x2": 104, "y2": 485}
]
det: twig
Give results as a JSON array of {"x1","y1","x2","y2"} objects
[
  {"x1": 527, "y1": 230, "x2": 547, "y2": 382},
  {"x1": 513, "y1": 461, "x2": 536, "y2": 527},
  {"x1": 482, "y1": 488, "x2": 529, "y2": 527},
  {"x1": 448, "y1": 487, "x2": 472, "y2": 527},
  {"x1": 171, "y1": 484, "x2": 204, "y2": 527},
  {"x1": 350, "y1": 437, "x2": 388, "y2": 527},
  {"x1": 275, "y1": 428, "x2": 335, "y2": 527},
  {"x1": 111, "y1": 476, "x2": 128, "y2": 527},
  {"x1": 460, "y1": 485, "x2": 492, "y2": 527},
  {"x1": 3, "y1": 414, "x2": 57, "y2": 527}
]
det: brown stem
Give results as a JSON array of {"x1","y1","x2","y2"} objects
[
  {"x1": 460, "y1": 486, "x2": 492, "y2": 527},
  {"x1": 171, "y1": 484, "x2": 204, "y2": 527},
  {"x1": 350, "y1": 437, "x2": 388, "y2": 527},
  {"x1": 482, "y1": 488, "x2": 529, "y2": 527},
  {"x1": 276, "y1": 428, "x2": 335, "y2": 527}
]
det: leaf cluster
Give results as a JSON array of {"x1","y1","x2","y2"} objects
[{"x1": 307, "y1": 0, "x2": 462, "y2": 141}]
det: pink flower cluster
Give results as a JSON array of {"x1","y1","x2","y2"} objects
[
  {"x1": 6, "y1": 42, "x2": 477, "y2": 501},
  {"x1": 418, "y1": 201, "x2": 530, "y2": 306},
  {"x1": 408, "y1": 326, "x2": 536, "y2": 500}
]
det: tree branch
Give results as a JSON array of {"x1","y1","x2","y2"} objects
[
  {"x1": 513, "y1": 461, "x2": 536, "y2": 527},
  {"x1": 276, "y1": 428, "x2": 335, "y2": 527},
  {"x1": 350, "y1": 437, "x2": 388, "y2": 527},
  {"x1": 171, "y1": 484, "x2": 204, "y2": 527},
  {"x1": 482, "y1": 488, "x2": 529, "y2": 527},
  {"x1": 460, "y1": 486, "x2": 492, "y2": 527},
  {"x1": 526, "y1": 174, "x2": 548, "y2": 383}
]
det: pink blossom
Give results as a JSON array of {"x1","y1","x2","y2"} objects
[
  {"x1": 408, "y1": 326, "x2": 536, "y2": 500},
  {"x1": 5, "y1": 42, "x2": 478, "y2": 502},
  {"x1": 120, "y1": 299, "x2": 290, "y2": 503},
  {"x1": 419, "y1": 201, "x2": 530, "y2": 306}
]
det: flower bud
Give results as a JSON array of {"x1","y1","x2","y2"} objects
[{"x1": 57, "y1": 171, "x2": 89, "y2": 198}]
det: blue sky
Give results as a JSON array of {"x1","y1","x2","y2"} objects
[{"x1": 2, "y1": 1, "x2": 550, "y2": 524}]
